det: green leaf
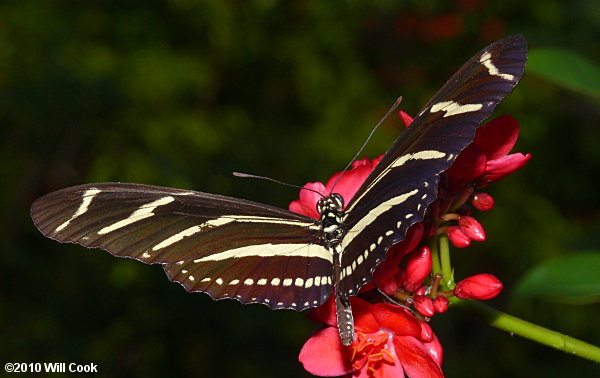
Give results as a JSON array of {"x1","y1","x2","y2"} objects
[
  {"x1": 528, "y1": 48, "x2": 600, "y2": 98},
  {"x1": 512, "y1": 252, "x2": 600, "y2": 305}
]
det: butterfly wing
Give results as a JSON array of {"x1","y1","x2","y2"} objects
[
  {"x1": 338, "y1": 34, "x2": 528, "y2": 295},
  {"x1": 31, "y1": 182, "x2": 333, "y2": 310}
]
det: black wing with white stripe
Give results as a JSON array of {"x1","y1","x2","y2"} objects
[
  {"x1": 337, "y1": 34, "x2": 527, "y2": 296},
  {"x1": 31, "y1": 183, "x2": 333, "y2": 311}
]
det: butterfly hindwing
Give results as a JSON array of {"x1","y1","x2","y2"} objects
[{"x1": 165, "y1": 252, "x2": 333, "y2": 310}]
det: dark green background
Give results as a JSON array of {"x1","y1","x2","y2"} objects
[{"x1": 2, "y1": 1, "x2": 599, "y2": 377}]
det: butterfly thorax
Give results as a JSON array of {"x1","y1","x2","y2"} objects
[{"x1": 316, "y1": 193, "x2": 345, "y2": 247}]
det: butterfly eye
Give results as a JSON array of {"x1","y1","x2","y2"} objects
[{"x1": 316, "y1": 198, "x2": 325, "y2": 214}]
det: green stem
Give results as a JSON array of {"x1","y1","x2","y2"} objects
[
  {"x1": 438, "y1": 234, "x2": 453, "y2": 289},
  {"x1": 430, "y1": 237, "x2": 442, "y2": 279},
  {"x1": 454, "y1": 299, "x2": 600, "y2": 363}
]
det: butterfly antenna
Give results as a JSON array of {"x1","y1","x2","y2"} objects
[
  {"x1": 375, "y1": 285, "x2": 411, "y2": 310},
  {"x1": 329, "y1": 96, "x2": 403, "y2": 194},
  {"x1": 233, "y1": 172, "x2": 324, "y2": 197}
]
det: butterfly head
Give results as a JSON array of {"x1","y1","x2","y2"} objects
[
  {"x1": 316, "y1": 193, "x2": 344, "y2": 213},
  {"x1": 317, "y1": 193, "x2": 345, "y2": 245}
]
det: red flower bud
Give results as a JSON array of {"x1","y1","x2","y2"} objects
[
  {"x1": 471, "y1": 192, "x2": 495, "y2": 211},
  {"x1": 404, "y1": 246, "x2": 432, "y2": 292},
  {"x1": 413, "y1": 295, "x2": 435, "y2": 317},
  {"x1": 433, "y1": 296, "x2": 449, "y2": 313},
  {"x1": 454, "y1": 273, "x2": 503, "y2": 300},
  {"x1": 414, "y1": 286, "x2": 427, "y2": 296},
  {"x1": 447, "y1": 226, "x2": 471, "y2": 248},
  {"x1": 458, "y1": 216, "x2": 486, "y2": 242},
  {"x1": 419, "y1": 321, "x2": 434, "y2": 343}
]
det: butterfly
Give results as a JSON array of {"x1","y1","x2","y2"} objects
[{"x1": 31, "y1": 34, "x2": 527, "y2": 346}]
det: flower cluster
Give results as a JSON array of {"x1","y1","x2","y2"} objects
[{"x1": 291, "y1": 110, "x2": 530, "y2": 377}]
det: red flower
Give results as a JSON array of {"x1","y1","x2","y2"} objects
[
  {"x1": 299, "y1": 297, "x2": 443, "y2": 378},
  {"x1": 398, "y1": 112, "x2": 530, "y2": 194},
  {"x1": 445, "y1": 114, "x2": 531, "y2": 193}
]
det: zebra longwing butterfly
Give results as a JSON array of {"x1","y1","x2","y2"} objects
[{"x1": 31, "y1": 35, "x2": 527, "y2": 346}]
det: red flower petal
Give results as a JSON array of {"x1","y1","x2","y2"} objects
[
  {"x1": 473, "y1": 115, "x2": 520, "y2": 160},
  {"x1": 478, "y1": 152, "x2": 532, "y2": 186},
  {"x1": 446, "y1": 226, "x2": 471, "y2": 248},
  {"x1": 458, "y1": 216, "x2": 486, "y2": 242},
  {"x1": 308, "y1": 297, "x2": 380, "y2": 333},
  {"x1": 288, "y1": 182, "x2": 327, "y2": 219},
  {"x1": 372, "y1": 259, "x2": 400, "y2": 285},
  {"x1": 424, "y1": 330, "x2": 444, "y2": 366},
  {"x1": 392, "y1": 336, "x2": 444, "y2": 378},
  {"x1": 404, "y1": 246, "x2": 432, "y2": 292},
  {"x1": 445, "y1": 146, "x2": 487, "y2": 194},
  {"x1": 471, "y1": 192, "x2": 495, "y2": 211},
  {"x1": 353, "y1": 359, "x2": 406, "y2": 378},
  {"x1": 365, "y1": 223, "x2": 425, "y2": 293},
  {"x1": 398, "y1": 110, "x2": 414, "y2": 128},
  {"x1": 387, "y1": 222, "x2": 425, "y2": 265},
  {"x1": 371, "y1": 261, "x2": 404, "y2": 295},
  {"x1": 351, "y1": 297, "x2": 380, "y2": 333},
  {"x1": 351, "y1": 155, "x2": 382, "y2": 169},
  {"x1": 371, "y1": 303, "x2": 421, "y2": 337},
  {"x1": 298, "y1": 327, "x2": 354, "y2": 376},
  {"x1": 454, "y1": 273, "x2": 503, "y2": 300},
  {"x1": 307, "y1": 296, "x2": 337, "y2": 327},
  {"x1": 324, "y1": 156, "x2": 383, "y2": 206}
]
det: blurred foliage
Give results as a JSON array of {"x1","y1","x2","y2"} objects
[
  {"x1": 528, "y1": 48, "x2": 600, "y2": 98},
  {"x1": 1, "y1": 0, "x2": 599, "y2": 377},
  {"x1": 511, "y1": 251, "x2": 600, "y2": 305}
]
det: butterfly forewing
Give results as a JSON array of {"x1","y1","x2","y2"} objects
[
  {"x1": 31, "y1": 183, "x2": 333, "y2": 310},
  {"x1": 338, "y1": 35, "x2": 527, "y2": 295}
]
